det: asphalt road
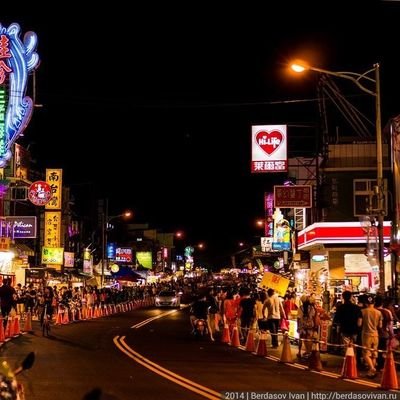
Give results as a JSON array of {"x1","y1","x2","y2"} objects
[{"x1": 0, "y1": 305, "x2": 389, "y2": 400}]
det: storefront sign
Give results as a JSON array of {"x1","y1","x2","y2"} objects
[
  {"x1": 136, "y1": 251, "x2": 152, "y2": 269},
  {"x1": 115, "y1": 247, "x2": 132, "y2": 263},
  {"x1": 298, "y1": 221, "x2": 392, "y2": 250},
  {"x1": 64, "y1": 251, "x2": 75, "y2": 267},
  {"x1": 274, "y1": 185, "x2": 312, "y2": 208},
  {"x1": 0, "y1": 236, "x2": 10, "y2": 251},
  {"x1": 45, "y1": 169, "x2": 62, "y2": 209},
  {"x1": 0, "y1": 23, "x2": 39, "y2": 167},
  {"x1": 5, "y1": 216, "x2": 36, "y2": 238},
  {"x1": 44, "y1": 211, "x2": 61, "y2": 247},
  {"x1": 251, "y1": 125, "x2": 287, "y2": 173},
  {"x1": 28, "y1": 181, "x2": 52, "y2": 206},
  {"x1": 41, "y1": 247, "x2": 64, "y2": 264}
]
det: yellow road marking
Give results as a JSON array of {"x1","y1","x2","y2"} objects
[{"x1": 114, "y1": 336, "x2": 221, "y2": 400}]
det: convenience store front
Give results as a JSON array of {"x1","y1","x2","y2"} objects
[{"x1": 297, "y1": 221, "x2": 392, "y2": 294}]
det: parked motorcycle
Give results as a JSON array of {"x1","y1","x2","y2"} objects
[{"x1": 0, "y1": 352, "x2": 35, "y2": 400}]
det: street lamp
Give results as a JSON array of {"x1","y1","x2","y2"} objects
[
  {"x1": 291, "y1": 60, "x2": 386, "y2": 293},
  {"x1": 101, "y1": 209, "x2": 133, "y2": 288}
]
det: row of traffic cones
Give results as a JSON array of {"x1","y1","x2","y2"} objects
[
  {"x1": 221, "y1": 324, "x2": 270, "y2": 356},
  {"x1": 53, "y1": 300, "x2": 151, "y2": 326},
  {"x1": 0, "y1": 314, "x2": 29, "y2": 342},
  {"x1": 221, "y1": 327, "x2": 399, "y2": 390}
]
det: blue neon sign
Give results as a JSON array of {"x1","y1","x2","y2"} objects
[{"x1": 0, "y1": 23, "x2": 39, "y2": 167}]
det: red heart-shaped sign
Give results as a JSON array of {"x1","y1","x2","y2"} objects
[{"x1": 256, "y1": 130, "x2": 283, "y2": 155}]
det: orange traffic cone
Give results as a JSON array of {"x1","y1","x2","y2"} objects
[
  {"x1": 279, "y1": 332, "x2": 293, "y2": 363},
  {"x1": 4, "y1": 318, "x2": 11, "y2": 338},
  {"x1": 13, "y1": 316, "x2": 21, "y2": 336},
  {"x1": 256, "y1": 332, "x2": 268, "y2": 357},
  {"x1": 8, "y1": 317, "x2": 15, "y2": 337},
  {"x1": 221, "y1": 324, "x2": 230, "y2": 344},
  {"x1": 308, "y1": 337, "x2": 323, "y2": 372},
  {"x1": 0, "y1": 318, "x2": 5, "y2": 342},
  {"x1": 380, "y1": 347, "x2": 399, "y2": 390},
  {"x1": 23, "y1": 311, "x2": 33, "y2": 332},
  {"x1": 55, "y1": 308, "x2": 63, "y2": 325},
  {"x1": 62, "y1": 309, "x2": 70, "y2": 324},
  {"x1": 230, "y1": 326, "x2": 240, "y2": 347},
  {"x1": 245, "y1": 329, "x2": 256, "y2": 352},
  {"x1": 341, "y1": 342, "x2": 357, "y2": 379}
]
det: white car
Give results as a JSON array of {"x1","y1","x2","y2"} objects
[{"x1": 155, "y1": 290, "x2": 181, "y2": 308}]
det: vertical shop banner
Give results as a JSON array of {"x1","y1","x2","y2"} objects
[
  {"x1": 45, "y1": 168, "x2": 63, "y2": 209},
  {"x1": 264, "y1": 192, "x2": 274, "y2": 237},
  {"x1": 64, "y1": 251, "x2": 75, "y2": 267},
  {"x1": 44, "y1": 211, "x2": 61, "y2": 248}
]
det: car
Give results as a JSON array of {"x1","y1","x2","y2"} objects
[{"x1": 155, "y1": 290, "x2": 181, "y2": 308}]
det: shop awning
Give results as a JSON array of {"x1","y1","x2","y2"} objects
[
  {"x1": 111, "y1": 267, "x2": 145, "y2": 282},
  {"x1": 297, "y1": 221, "x2": 392, "y2": 250}
]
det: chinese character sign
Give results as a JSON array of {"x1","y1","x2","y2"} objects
[
  {"x1": 0, "y1": 23, "x2": 39, "y2": 167},
  {"x1": 274, "y1": 185, "x2": 312, "y2": 208},
  {"x1": 44, "y1": 211, "x2": 61, "y2": 248},
  {"x1": 45, "y1": 169, "x2": 63, "y2": 209},
  {"x1": 264, "y1": 192, "x2": 274, "y2": 237},
  {"x1": 41, "y1": 247, "x2": 64, "y2": 265},
  {"x1": 251, "y1": 125, "x2": 287, "y2": 173},
  {"x1": 0, "y1": 88, "x2": 5, "y2": 158},
  {"x1": 115, "y1": 247, "x2": 133, "y2": 263},
  {"x1": 258, "y1": 272, "x2": 289, "y2": 296}
]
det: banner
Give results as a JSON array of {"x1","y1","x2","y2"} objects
[
  {"x1": 44, "y1": 211, "x2": 61, "y2": 247},
  {"x1": 45, "y1": 169, "x2": 63, "y2": 209},
  {"x1": 258, "y1": 272, "x2": 289, "y2": 296},
  {"x1": 42, "y1": 247, "x2": 64, "y2": 265}
]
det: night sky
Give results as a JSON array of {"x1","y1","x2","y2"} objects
[{"x1": 2, "y1": 2, "x2": 400, "y2": 266}]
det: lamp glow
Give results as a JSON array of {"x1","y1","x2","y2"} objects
[{"x1": 291, "y1": 63, "x2": 306, "y2": 73}]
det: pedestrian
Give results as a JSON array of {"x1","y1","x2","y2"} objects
[
  {"x1": 360, "y1": 295, "x2": 382, "y2": 378},
  {"x1": 263, "y1": 288, "x2": 285, "y2": 348},
  {"x1": 297, "y1": 295, "x2": 317, "y2": 358},
  {"x1": 333, "y1": 290, "x2": 362, "y2": 346}
]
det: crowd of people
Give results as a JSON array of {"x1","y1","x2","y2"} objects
[
  {"x1": 0, "y1": 280, "x2": 159, "y2": 326},
  {"x1": 188, "y1": 280, "x2": 400, "y2": 381},
  {"x1": 1, "y1": 273, "x2": 399, "y2": 381},
  {"x1": 333, "y1": 291, "x2": 398, "y2": 378}
]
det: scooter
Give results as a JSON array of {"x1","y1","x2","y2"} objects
[
  {"x1": 193, "y1": 318, "x2": 208, "y2": 338},
  {"x1": 0, "y1": 352, "x2": 35, "y2": 400}
]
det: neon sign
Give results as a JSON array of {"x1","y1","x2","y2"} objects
[{"x1": 0, "y1": 23, "x2": 39, "y2": 167}]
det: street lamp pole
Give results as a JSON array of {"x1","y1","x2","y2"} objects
[
  {"x1": 101, "y1": 211, "x2": 106, "y2": 288},
  {"x1": 101, "y1": 199, "x2": 109, "y2": 288},
  {"x1": 291, "y1": 62, "x2": 386, "y2": 293},
  {"x1": 101, "y1": 205, "x2": 133, "y2": 288}
]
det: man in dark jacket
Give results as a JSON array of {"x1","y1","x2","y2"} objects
[
  {"x1": 334, "y1": 291, "x2": 362, "y2": 342},
  {"x1": 0, "y1": 279, "x2": 16, "y2": 327}
]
